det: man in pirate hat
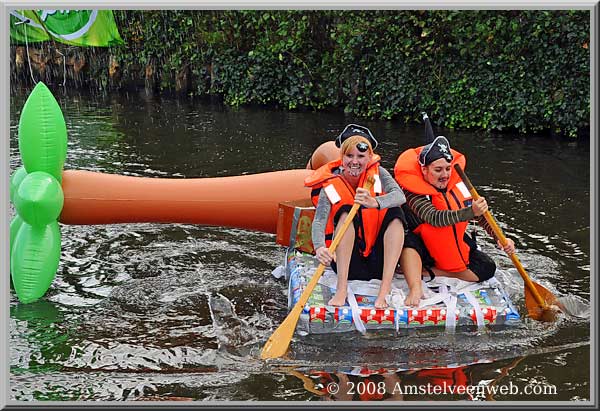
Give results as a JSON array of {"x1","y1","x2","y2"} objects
[{"x1": 393, "y1": 113, "x2": 515, "y2": 307}]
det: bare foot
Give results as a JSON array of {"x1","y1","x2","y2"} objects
[
  {"x1": 374, "y1": 294, "x2": 388, "y2": 309},
  {"x1": 328, "y1": 291, "x2": 348, "y2": 306},
  {"x1": 404, "y1": 288, "x2": 423, "y2": 307}
]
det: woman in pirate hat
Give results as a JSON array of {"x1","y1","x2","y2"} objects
[
  {"x1": 394, "y1": 114, "x2": 515, "y2": 306},
  {"x1": 305, "y1": 124, "x2": 407, "y2": 309}
]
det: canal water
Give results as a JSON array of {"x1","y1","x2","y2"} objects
[{"x1": 8, "y1": 87, "x2": 591, "y2": 402}]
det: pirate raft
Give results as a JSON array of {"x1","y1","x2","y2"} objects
[
  {"x1": 10, "y1": 82, "x2": 520, "y2": 335},
  {"x1": 273, "y1": 198, "x2": 520, "y2": 335}
]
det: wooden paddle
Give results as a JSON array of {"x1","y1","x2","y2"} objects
[
  {"x1": 288, "y1": 370, "x2": 327, "y2": 396},
  {"x1": 261, "y1": 176, "x2": 375, "y2": 359},
  {"x1": 453, "y1": 164, "x2": 562, "y2": 322}
]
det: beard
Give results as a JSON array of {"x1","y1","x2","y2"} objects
[
  {"x1": 347, "y1": 167, "x2": 362, "y2": 177},
  {"x1": 435, "y1": 179, "x2": 449, "y2": 189},
  {"x1": 342, "y1": 164, "x2": 363, "y2": 178}
]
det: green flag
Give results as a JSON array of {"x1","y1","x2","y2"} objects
[{"x1": 10, "y1": 10, "x2": 124, "y2": 47}]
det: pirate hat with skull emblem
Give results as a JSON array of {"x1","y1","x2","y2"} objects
[{"x1": 418, "y1": 112, "x2": 454, "y2": 166}]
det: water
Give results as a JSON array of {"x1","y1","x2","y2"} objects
[{"x1": 8, "y1": 88, "x2": 591, "y2": 402}]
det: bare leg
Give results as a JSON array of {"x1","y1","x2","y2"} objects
[
  {"x1": 399, "y1": 247, "x2": 424, "y2": 307},
  {"x1": 375, "y1": 219, "x2": 404, "y2": 309},
  {"x1": 431, "y1": 267, "x2": 479, "y2": 282},
  {"x1": 328, "y1": 211, "x2": 354, "y2": 306}
]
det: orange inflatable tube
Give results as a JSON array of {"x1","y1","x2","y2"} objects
[
  {"x1": 305, "y1": 141, "x2": 339, "y2": 170},
  {"x1": 60, "y1": 169, "x2": 313, "y2": 233},
  {"x1": 59, "y1": 141, "x2": 340, "y2": 234}
]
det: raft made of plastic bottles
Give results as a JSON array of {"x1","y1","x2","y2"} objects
[{"x1": 277, "y1": 250, "x2": 521, "y2": 335}]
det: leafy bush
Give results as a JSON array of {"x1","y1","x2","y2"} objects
[{"x1": 12, "y1": 10, "x2": 590, "y2": 137}]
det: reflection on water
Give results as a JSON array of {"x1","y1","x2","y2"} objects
[
  {"x1": 287, "y1": 351, "x2": 588, "y2": 402},
  {"x1": 8, "y1": 88, "x2": 591, "y2": 401}
]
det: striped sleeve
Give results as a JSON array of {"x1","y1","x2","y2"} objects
[
  {"x1": 476, "y1": 215, "x2": 500, "y2": 243},
  {"x1": 405, "y1": 190, "x2": 475, "y2": 228}
]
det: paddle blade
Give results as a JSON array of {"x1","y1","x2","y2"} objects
[
  {"x1": 524, "y1": 281, "x2": 562, "y2": 322},
  {"x1": 289, "y1": 370, "x2": 326, "y2": 396},
  {"x1": 261, "y1": 177, "x2": 372, "y2": 359},
  {"x1": 260, "y1": 304, "x2": 302, "y2": 359}
]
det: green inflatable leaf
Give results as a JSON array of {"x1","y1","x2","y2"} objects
[
  {"x1": 18, "y1": 82, "x2": 67, "y2": 183},
  {"x1": 10, "y1": 299, "x2": 62, "y2": 324},
  {"x1": 11, "y1": 221, "x2": 61, "y2": 304},
  {"x1": 10, "y1": 215, "x2": 24, "y2": 257},
  {"x1": 10, "y1": 215, "x2": 24, "y2": 290},
  {"x1": 13, "y1": 171, "x2": 64, "y2": 227},
  {"x1": 10, "y1": 166, "x2": 28, "y2": 203}
]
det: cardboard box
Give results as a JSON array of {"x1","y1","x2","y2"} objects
[{"x1": 276, "y1": 199, "x2": 315, "y2": 254}]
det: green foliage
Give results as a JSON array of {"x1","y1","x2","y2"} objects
[{"x1": 13, "y1": 10, "x2": 590, "y2": 137}]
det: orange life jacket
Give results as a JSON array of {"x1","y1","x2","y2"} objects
[
  {"x1": 415, "y1": 366, "x2": 469, "y2": 391},
  {"x1": 394, "y1": 147, "x2": 473, "y2": 272},
  {"x1": 305, "y1": 155, "x2": 386, "y2": 257},
  {"x1": 358, "y1": 377, "x2": 386, "y2": 401}
]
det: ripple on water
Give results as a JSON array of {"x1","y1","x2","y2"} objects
[
  {"x1": 10, "y1": 222, "x2": 590, "y2": 386},
  {"x1": 9, "y1": 92, "x2": 590, "y2": 400}
]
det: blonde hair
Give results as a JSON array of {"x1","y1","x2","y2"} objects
[{"x1": 340, "y1": 135, "x2": 374, "y2": 157}]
